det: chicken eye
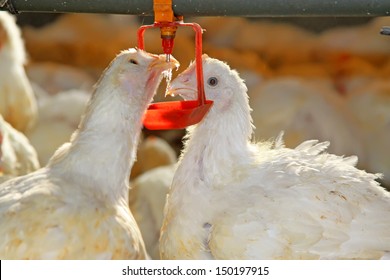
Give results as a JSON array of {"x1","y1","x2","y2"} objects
[
  {"x1": 129, "y1": 59, "x2": 138, "y2": 65},
  {"x1": 207, "y1": 77, "x2": 218, "y2": 87}
]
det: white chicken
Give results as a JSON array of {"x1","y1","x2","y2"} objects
[
  {"x1": 0, "y1": 48, "x2": 178, "y2": 259},
  {"x1": 22, "y1": 13, "x2": 141, "y2": 71},
  {"x1": 346, "y1": 79, "x2": 390, "y2": 188},
  {"x1": 24, "y1": 61, "x2": 97, "y2": 166},
  {"x1": 195, "y1": 17, "x2": 249, "y2": 47},
  {"x1": 0, "y1": 114, "x2": 39, "y2": 182},
  {"x1": 26, "y1": 89, "x2": 91, "y2": 166},
  {"x1": 160, "y1": 55, "x2": 390, "y2": 260},
  {"x1": 315, "y1": 17, "x2": 390, "y2": 65},
  {"x1": 129, "y1": 164, "x2": 177, "y2": 259},
  {"x1": 0, "y1": 12, "x2": 37, "y2": 133},
  {"x1": 130, "y1": 135, "x2": 177, "y2": 180},
  {"x1": 128, "y1": 136, "x2": 177, "y2": 259},
  {"x1": 232, "y1": 20, "x2": 317, "y2": 66},
  {"x1": 26, "y1": 62, "x2": 96, "y2": 95},
  {"x1": 129, "y1": 136, "x2": 177, "y2": 259},
  {"x1": 249, "y1": 77, "x2": 367, "y2": 166}
]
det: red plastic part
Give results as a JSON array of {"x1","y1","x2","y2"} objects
[
  {"x1": 162, "y1": 37, "x2": 175, "y2": 55},
  {"x1": 142, "y1": 100, "x2": 213, "y2": 130},
  {"x1": 138, "y1": 22, "x2": 213, "y2": 130}
]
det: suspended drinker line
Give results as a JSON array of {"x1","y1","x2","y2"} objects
[{"x1": 139, "y1": 0, "x2": 213, "y2": 130}]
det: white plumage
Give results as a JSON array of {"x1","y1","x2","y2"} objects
[
  {"x1": 131, "y1": 135, "x2": 177, "y2": 180},
  {"x1": 26, "y1": 89, "x2": 91, "y2": 165},
  {"x1": 0, "y1": 12, "x2": 37, "y2": 133},
  {"x1": 129, "y1": 136, "x2": 178, "y2": 259},
  {"x1": 26, "y1": 62, "x2": 96, "y2": 95},
  {"x1": 130, "y1": 164, "x2": 176, "y2": 259},
  {"x1": 249, "y1": 77, "x2": 367, "y2": 165},
  {"x1": 160, "y1": 55, "x2": 390, "y2": 260},
  {"x1": 0, "y1": 48, "x2": 178, "y2": 259},
  {"x1": 346, "y1": 79, "x2": 390, "y2": 188},
  {"x1": 315, "y1": 17, "x2": 390, "y2": 58},
  {"x1": 0, "y1": 114, "x2": 40, "y2": 181}
]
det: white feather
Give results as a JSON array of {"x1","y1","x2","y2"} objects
[
  {"x1": 0, "y1": 12, "x2": 37, "y2": 132},
  {"x1": 0, "y1": 48, "x2": 178, "y2": 259},
  {"x1": 160, "y1": 56, "x2": 390, "y2": 260},
  {"x1": 0, "y1": 115, "x2": 40, "y2": 179}
]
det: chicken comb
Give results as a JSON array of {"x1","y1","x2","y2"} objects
[{"x1": 138, "y1": 0, "x2": 213, "y2": 130}]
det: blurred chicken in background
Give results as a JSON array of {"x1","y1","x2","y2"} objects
[
  {"x1": 249, "y1": 77, "x2": 368, "y2": 169},
  {"x1": 347, "y1": 80, "x2": 390, "y2": 187},
  {"x1": 0, "y1": 12, "x2": 37, "y2": 133},
  {"x1": 0, "y1": 114, "x2": 40, "y2": 183}
]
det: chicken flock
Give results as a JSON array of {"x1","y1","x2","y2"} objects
[{"x1": 0, "y1": 11, "x2": 389, "y2": 259}]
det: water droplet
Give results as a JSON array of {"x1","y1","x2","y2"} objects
[{"x1": 163, "y1": 69, "x2": 173, "y2": 94}]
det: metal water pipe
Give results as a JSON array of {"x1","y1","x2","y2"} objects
[{"x1": 1, "y1": 0, "x2": 390, "y2": 17}]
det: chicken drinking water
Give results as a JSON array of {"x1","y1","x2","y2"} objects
[
  {"x1": 0, "y1": 48, "x2": 179, "y2": 259},
  {"x1": 160, "y1": 55, "x2": 390, "y2": 260}
]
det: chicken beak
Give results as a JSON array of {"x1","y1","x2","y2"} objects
[
  {"x1": 148, "y1": 54, "x2": 179, "y2": 72},
  {"x1": 165, "y1": 79, "x2": 197, "y2": 100},
  {"x1": 165, "y1": 65, "x2": 197, "y2": 99},
  {"x1": 165, "y1": 84, "x2": 178, "y2": 97}
]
